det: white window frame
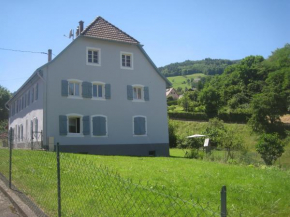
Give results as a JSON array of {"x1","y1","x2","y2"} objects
[
  {"x1": 86, "y1": 47, "x2": 101, "y2": 66},
  {"x1": 91, "y1": 115, "x2": 108, "y2": 137},
  {"x1": 66, "y1": 113, "x2": 84, "y2": 137},
  {"x1": 92, "y1": 81, "x2": 105, "y2": 100},
  {"x1": 132, "y1": 84, "x2": 145, "y2": 102},
  {"x1": 132, "y1": 115, "x2": 147, "y2": 137},
  {"x1": 120, "y1": 51, "x2": 133, "y2": 70},
  {"x1": 68, "y1": 79, "x2": 82, "y2": 99}
]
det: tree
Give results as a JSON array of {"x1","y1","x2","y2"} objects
[
  {"x1": 256, "y1": 133, "x2": 285, "y2": 165},
  {"x1": 168, "y1": 120, "x2": 177, "y2": 148},
  {"x1": 0, "y1": 85, "x2": 11, "y2": 121},
  {"x1": 199, "y1": 86, "x2": 221, "y2": 117}
]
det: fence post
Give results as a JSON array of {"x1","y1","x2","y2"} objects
[
  {"x1": 31, "y1": 131, "x2": 34, "y2": 150},
  {"x1": 40, "y1": 130, "x2": 43, "y2": 149},
  {"x1": 221, "y1": 186, "x2": 227, "y2": 217},
  {"x1": 9, "y1": 127, "x2": 13, "y2": 189},
  {"x1": 56, "y1": 142, "x2": 61, "y2": 217}
]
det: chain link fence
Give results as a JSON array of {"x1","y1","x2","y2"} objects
[{"x1": 0, "y1": 129, "x2": 229, "y2": 217}]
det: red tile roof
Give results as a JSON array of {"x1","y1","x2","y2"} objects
[{"x1": 81, "y1": 16, "x2": 139, "y2": 44}]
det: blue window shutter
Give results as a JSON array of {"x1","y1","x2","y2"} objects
[
  {"x1": 83, "y1": 116, "x2": 90, "y2": 135},
  {"x1": 59, "y1": 115, "x2": 67, "y2": 135},
  {"x1": 93, "y1": 116, "x2": 106, "y2": 136},
  {"x1": 144, "y1": 86, "x2": 149, "y2": 101},
  {"x1": 127, "y1": 85, "x2": 133, "y2": 100},
  {"x1": 36, "y1": 83, "x2": 38, "y2": 100},
  {"x1": 35, "y1": 118, "x2": 38, "y2": 133},
  {"x1": 134, "y1": 117, "x2": 146, "y2": 135},
  {"x1": 61, "y1": 80, "x2": 68, "y2": 97},
  {"x1": 82, "y1": 81, "x2": 92, "y2": 98},
  {"x1": 105, "y1": 84, "x2": 111, "y2": 99}
]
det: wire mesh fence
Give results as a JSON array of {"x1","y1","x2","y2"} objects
[{"x1": 0, "y1": 129, "x2": 229, "y2": 217}]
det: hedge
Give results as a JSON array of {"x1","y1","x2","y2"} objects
[
  {"x1": 167, "y1": 100, "x2": 178, "y2": 106},
  {"x1": 168, "y1": 111, "x2": 251, "y2": 123}
]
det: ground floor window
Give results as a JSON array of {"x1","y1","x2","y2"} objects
[{"x1": 69, "y1": 117, "x2": 80, "y2": 133}]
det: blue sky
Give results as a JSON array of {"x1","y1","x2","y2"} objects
[{"x1": 0, "y1": 0, "x2": 289, "y2": 92}]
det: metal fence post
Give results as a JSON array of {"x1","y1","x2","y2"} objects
[
  {"x1": 56, "y1": 142, "x2": 61, "y2": 217},
  {"x1": 221, "y1": 186, "x2": 227, "y2": 217},
  {"x1": 9, "y1": 127, "x2": 13, "y2": 189},
  {"x1": 40, "y1": 130, "x2": 43, "y2": 149}
]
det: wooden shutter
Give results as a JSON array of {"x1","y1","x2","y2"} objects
[
  {"x1": 36, "y1": 83, "x2": 38, "y2": 100},
  {"x1": 61, "y1": 80, "x2": 68, "y2": 97},
  {"x1": 144, "y1": 86, "x2": 149, "y2": 101},
  {"x1": 35, "y1": 118, "x2": 38, "y2": 133},
  {"x1": 82, "y1": 81, "x2": 92, "y2": 98},
  {"x1": 134, "y1": 117, "x2": 146, "y2": 135},
  {"x1": 93, "y1": 116, "x2": 107, "y2": 136},
  {"x1": 105, "y1": 84, "x2": 111, "y2": 99},
  {"x1": 83, "y1": 116, "x2": 90, "y2": 135},
  {"x1": 127, "y1": 85, "x2": 133, "y2": 100},
  {"x1": 59, "y1": 115, "x2": 67, "y2": 136}
]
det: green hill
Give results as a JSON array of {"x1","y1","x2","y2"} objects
[
  {"x1": 167, "y1": 73, "x2": 207, "y2": 91},
  {"x1": 159, "y1": 58, "x2": 239, "y2": 77}
]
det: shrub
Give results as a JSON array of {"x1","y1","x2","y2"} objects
[
  {"x1": 256, "y1": 133, "x2": 285, "y2": 165},
  {"x1": 168, "y1": 120, "x2": 177, "y2": 148}
]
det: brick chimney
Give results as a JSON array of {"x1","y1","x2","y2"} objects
[
  {"x1": 48, "y1": 49, "x2": 52, "y2": 62},
  {"x1": 79, "y1": 21, "x2": 84, "y2": 34}
]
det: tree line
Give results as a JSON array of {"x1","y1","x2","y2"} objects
[{"x1": 159, "y1": 58, "x2": 239, "y2": 77}]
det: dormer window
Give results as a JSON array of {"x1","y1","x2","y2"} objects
[
  {"x1": 121, "y1": 52, "x2": 133, "y2": 70},
  {"x1": 86, "y1": 47, "x2": 101, "y2": 66}
]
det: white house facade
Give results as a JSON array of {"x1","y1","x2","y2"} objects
[{"x1": 6, "y1": 17, "x2": 171, "y2": 156}]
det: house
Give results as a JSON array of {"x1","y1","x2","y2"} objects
[
  {"x1": 166, "y1": 88, "x2": 179, "y2": 100},
  {"x1": 6, "y1": 16, "x2": 171, "y2": 156}
]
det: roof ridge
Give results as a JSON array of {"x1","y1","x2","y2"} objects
[{"x1": 81, "y1": 16, "x2": 139, "y2": 44}]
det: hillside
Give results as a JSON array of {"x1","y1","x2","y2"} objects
[
  {"x1": 167, "y1": 73, "x2": 206, "y2": 92},
  {"x1": 159, "y1": 58, "x2": 239, "y2": 77}
]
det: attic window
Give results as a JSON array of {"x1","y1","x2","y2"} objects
[
  {"x1": 86, "y1": 47, "x2": 101, "y2": 66},
  {"x1": 121, "y1": 52, "x2": 133, "y2": 70}
]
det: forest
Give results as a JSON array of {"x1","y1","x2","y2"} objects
[{"x1": 159, "y1": 58, "x2": 239, "y2": 77}]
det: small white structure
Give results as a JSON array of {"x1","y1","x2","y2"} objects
[{"x1": 186, "y1": 134, "x2": 210, "y2": 147}]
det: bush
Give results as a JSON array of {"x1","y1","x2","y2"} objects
[
  {"x1": 168, "y1": 120, "x2": 177, "y2": 148},
  {"x1": 256, "y1": 133, "x2": 285, "y2": 165},
  {"x1": 167, "y1": 101, "x2": 178, "y2": 106},
  {"x1": 168, "y1": 112, "x2": 209, "y2": 121}
]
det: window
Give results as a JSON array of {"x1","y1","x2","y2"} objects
[
  {"x1": 35, "y1": 83, "x2": 38, "y2": 101},
  {"x1": 69, "y1": 81, "x2": 80, "y2": 96},
  {"x1": 133, "y1": 116, "x2": 147, "y2": 136},
  {"x1": 69, "y1": 117, "x2": 80, "y2": 133},
  {"x1": 91, "y1": 115, "x2": 107, "y2": 137},
  {"x1": 133, "y1": 86, "x2": 142, "y2": 100},
  {"x1": 121, "y1": 52, "x2": 133, "y2": 69},
  {"x1": 86, "y1": 47, "x2": 101, "y2": 66},
  {"x1": 93, "y1": 83, "x2": 104, "y2": 99}
]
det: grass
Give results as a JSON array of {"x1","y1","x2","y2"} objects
[
  {"x1": 167, "y1": 73, "x2": 206, "y2": 90},
  {"x1": 170, "y1": 119, "x2": 290, "y2": 168},
  {"x1": 1, "y1": 147, "x2": 290, "y2": 216}
]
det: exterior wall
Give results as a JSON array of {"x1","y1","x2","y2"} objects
[
  {"x1": 46, "y1": 37, "x2": 169, "y2": 156},
  {"x1": 8, "y1": 76, "x2": 44, "y2": 149}
]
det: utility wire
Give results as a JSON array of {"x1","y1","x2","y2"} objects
[
  {"x1": 0, "y1": 77, "x2": 29, "y2": 82},
  {"x1": 0, "y1": 47, "x2": 56, "y2": 56}
]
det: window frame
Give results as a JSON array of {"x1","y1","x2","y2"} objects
[
  {"x1": 91, "y1": 115, "x2": 108, "y2": 137},
  {"x1": 66, "y1": 113, "x2": 84, "y2": 137},
  {"x1": 68, "y1": 79, "x2": 82, "y2": 99},
  {"x1": 92, "y1": 81, "x2": 105, "y2": 100},
  {"x1": 86, "y1": 47, "x2": 101, "y2": 66},
  {"x1": 120, "y1": 51, "x2": 133, "y2": 70},
  {"x1": 132, "y1": 115, "x2": 147, "y2": 136},
  {"x1": 132, "y1": 84, "x2": 145, "y2": 102}
]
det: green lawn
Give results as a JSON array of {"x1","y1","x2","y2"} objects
[
  {"x1": 167, "y1": 73, "x2": 206, "y2": 90},
  {"x1": 0, "y1": 148, "x2": 290, "y2": 216}
]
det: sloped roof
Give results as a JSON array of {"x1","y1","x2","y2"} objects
[{"x1": 81, "y1": 16, "x2": 139, "y2": 44}]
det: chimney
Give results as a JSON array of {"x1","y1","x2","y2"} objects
[
  {"x1": 76, "y1": 27, "x2": 79, "y2": 37},
  {"x1": 48, "y1": 49, "x2": 52, "y2": 62},
  {"x1": 79, "y1": 20, "x2": 84, "y2": 34}
]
